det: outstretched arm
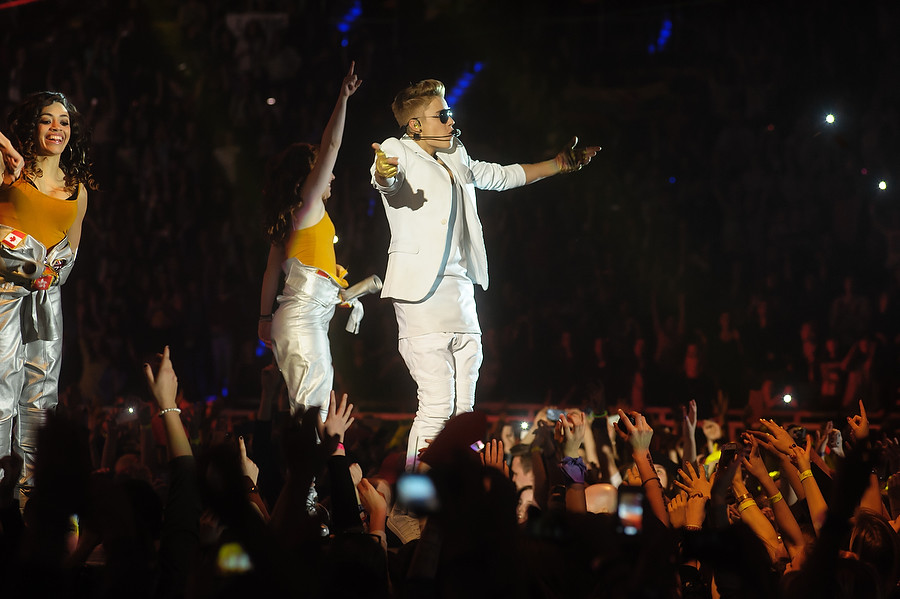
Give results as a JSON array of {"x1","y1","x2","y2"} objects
[
  {"x1": 741, "y1": 434, "x2": 805, "y2": 558},
  {"x1": 294, "y1": 62, "x2": 361, "y2": 228},
  {"x1": 520, "y1": 136, "x2": 600, "y2": 184}
]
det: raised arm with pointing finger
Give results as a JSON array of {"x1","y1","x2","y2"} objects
[
  {"x1": 617, "y1": 408, "x2": 669, "y2": 526},
  {"x1": 259, "y1": 63, "x2": 373, "y2": 421}
]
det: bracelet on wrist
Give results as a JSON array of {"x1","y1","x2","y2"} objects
[
  {"x1": 738, "y1": 498, "x2": 757, "y2": 513},
  {"x1": 158, "y1": 407, "x2": 181, "y2": 417},
  {"x1": 641, "y1": 476, "x2": 661, "y2": 488},
  {"x1": 336, "y1": 442, "x2": 345, "y2": 452},
  {"x1": 798, "y1": 469, "x2": 813, "y2": 482},
  {"x1": 259, "y1": 314, "x2": 272, "y2": 322},
  {"x1": 768, "y1": 491, "x2": 783, "y2": 504},
  {"x1": 734, "y1": 492, "x2": 752, "y2": 504}
]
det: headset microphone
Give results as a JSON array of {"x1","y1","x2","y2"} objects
[{"x1": 412, "y1": 129, "x2": 462, "y2": 141}]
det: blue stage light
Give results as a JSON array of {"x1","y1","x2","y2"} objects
[{"x1": 446, "y1": 62, "x2": 484, "y2": 106}]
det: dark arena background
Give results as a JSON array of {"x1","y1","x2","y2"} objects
[{"x1": 5, "y1": 0, "x2": 900, "y2": 432}]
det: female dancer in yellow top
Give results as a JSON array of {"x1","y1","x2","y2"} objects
[
  {"x1": 258, "y1": 63, "x2": 361, "y2": 419},
  {"x1": 0, "y1": 91, "x2": 93, "y2": 504}
]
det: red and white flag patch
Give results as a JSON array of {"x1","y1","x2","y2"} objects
[{"x1": 2, "y1": 229, "x2": 24, "y2": 249}]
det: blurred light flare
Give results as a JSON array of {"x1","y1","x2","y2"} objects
[
  {"x1": 446, "y1": 62, "x2": 484, "y2": 106},
  {"x1": 337, "y1": 1, "x2": 362, "y2": 47},
  {"x1": 0, "y1": 0, "x2": 45, "y2": 9},
  {"x1": 648, "y1": 17, "x2": 673, "y2": 54},
  {"x1": 880, "y1": 181, "x2": 888, "y2": 190},
  {"x1": 825, "y1": 113, "x2": 835, "y2": 124}
]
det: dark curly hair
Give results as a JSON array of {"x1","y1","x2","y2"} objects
[
  {"x1": 262, "y1": 143, "x2": 317, "y2": 245},
  {"x1": 7, "y1": 91, "x2": 97, "y2": 191}
]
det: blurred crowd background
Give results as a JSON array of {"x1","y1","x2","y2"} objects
[{"x1": 2, "y1": 0, "x2": 899, "y2": 423}]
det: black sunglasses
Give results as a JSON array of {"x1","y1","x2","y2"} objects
[{"x1": 422, "y1": 108, "x2": 453, "y2": 124}]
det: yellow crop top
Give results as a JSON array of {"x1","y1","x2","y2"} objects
[
  {"x1": 285, "y1": 212, "x2": 347, "y2": 287},
  {"x1": 0, "y1": 178, "x2": 78, "y2": 248}
]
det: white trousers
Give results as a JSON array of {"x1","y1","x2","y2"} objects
[
  {"x1": 398, "y1": 332, "x2": 482, "y2": 470},
  {"x1": 271, "y1": 261, "x2": 341, "y2": 421}
]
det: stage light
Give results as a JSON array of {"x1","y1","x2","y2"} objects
[
  {"x1": 333, "y1": 234, "x2": 339, "y2": 244},
  {"x1": 825, "y1": 113, "x2": 835, "y2": 124},
  {"x1": 880, "y1": 180, "x2": 888, "y2": 190},
  {"x1": 266, "y1": 97, "x2": 276, "y2": 106},
  {"x1": 520, "y1": 421, "x2": 530, "y2": 430},
  {"x1": 782, "y1": 394, "x2": 792, "y2": 404},
  {"x1": 336, "y1": 1, "x2": 362, "y2": 47},
  {"x1": 446, "y1": 62, "x2": 484, "y2": 106}
]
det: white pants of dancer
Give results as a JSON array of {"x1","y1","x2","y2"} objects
[
  {"x1": 271, "y1": 261, "x2": 341, "y2": 421},
  {"x1": 398, "y1": 332, "x2": 482, "y2": 470}
]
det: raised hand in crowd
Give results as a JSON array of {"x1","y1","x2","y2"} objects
[
  {"x1": 357, "y1": 478, "x2": 388, "y2": 541},
  {"x1": 847, "y1": 399, "x2": 869, "y2": 442},
  {"x1": 143, "y1": 346, "x2": 191, "y2": 459},
  {"x1": 814, "y1": 420, "x2": 832, "y2": 455},
  {"x1": 676, "y1": 460, "x2": 714, "y2": 500},
  {"x1": 681, "y1": 399, "x2": 698, "y2": 468},
  {"x1": 239, "y1": 435, "x2": 269, "y2": 522},
  {"x1": 740, "y1": 432, "x2": 803, "y2": 555},
  {"x1": 753, "y1": 418, "x2": 799, "y2": 455},
  {"x1": 239, "y1": 435, "x2": 259, "y2": 486},
  {"x1": 617, "y1": 409, "x2": 669, "y2": 526},
  {"x1": 318, "y1": 391, "x2": 355, "y2": 454},
  {"x1": 667, "y1": 491, "x2": 688, "y2": 529},
  {"x1": 790, "y1": 435, "x2": 828, "y2": 534},
  {"x1": 555, "y1": 409, "x2": 586, "y2": 459},
  {"x1": 481, "y1": 439, "x2": 508, "y2": 475},
  {"x1": 748, "y1": 418, "x2": 807, "y2": 501}
]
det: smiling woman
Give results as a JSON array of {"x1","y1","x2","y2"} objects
[{"x1": 0, "y1": 90, "x2": 95, "y2": 507}]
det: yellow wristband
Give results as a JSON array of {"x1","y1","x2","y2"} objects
[
  {"x1": 768, "y1": 491, "x2": 783, "y2": 504},
  {"x1": 738, "y1": 498, "x2": 757, "y2": 513},
  {"x1": 798, "y1": 469, "x2": 813, "y2": 482}
]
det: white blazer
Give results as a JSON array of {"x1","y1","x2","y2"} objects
[{"x1": 371, "y1": 136, "x2": 526, "y2": 302}]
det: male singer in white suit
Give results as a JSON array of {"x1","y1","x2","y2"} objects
[{"x1": 371, "y1": 78, "x2": 599, "y2": 469}]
